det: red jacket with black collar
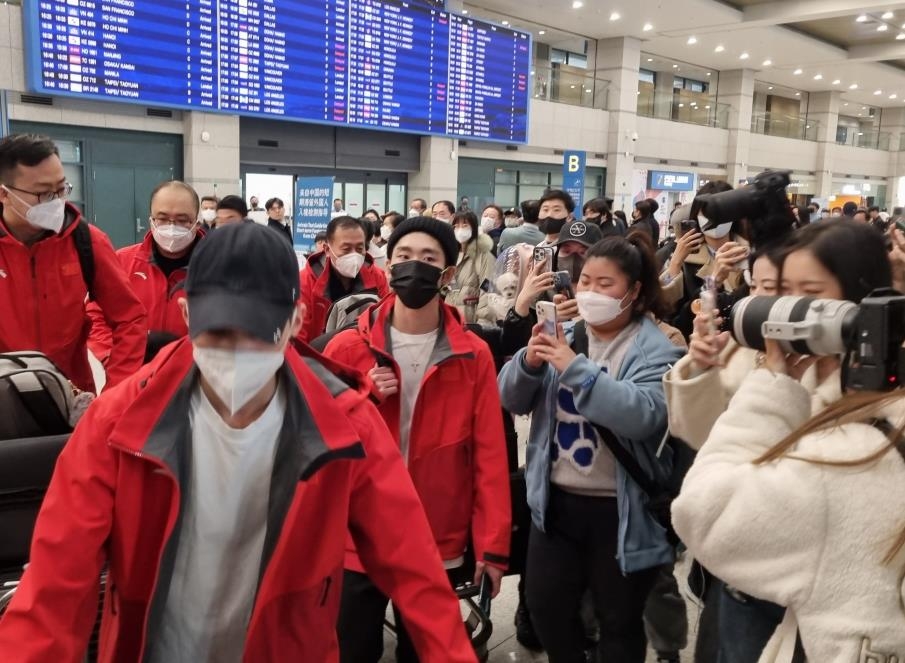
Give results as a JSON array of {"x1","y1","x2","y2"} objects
[
  {"x1": 323, "y1": 294, "x2": 511, "y2": 572},
  {"x1": 298, "y1": 250, "x2": 389, "y2": 342},
  {"x1": 0, "y1": 340, "x2": 476, "y2": 663},
  {"x1": 0, "y1": 203, "x2": 147, "y2": 392}
]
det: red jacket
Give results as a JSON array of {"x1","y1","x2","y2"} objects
[
  {"x1": 323, "y1": 295, "x2": 511, "y2": 572},
  {"x1": 87, "y1": 231, "x2": 202, "y2": 361},
  {"x1": 0, "y1": 203, "x2": 146, "y2": 392},
  {"x1": 298, "y1": 251, "x2": 389, "y2": 342},
  {"x1": 0, "y1": 340, "x2": 476, "y2": 663}
]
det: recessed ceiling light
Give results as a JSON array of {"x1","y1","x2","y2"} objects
[
  {"x1": 850, "y1": 83, "x2": 859, "y2": 89},
  {"x1": 832, "y1": 79, "x2": 841, "y2": 85},
  {"x1": 502, "y1": 20, "x2": 509, "y2": 25},
  {"x1": 714, "y1": 45, "x2": 725, "y2": 53},
  {"x1": 643, "y1": 23, "x2": 653, "y2": 32},
  {"x1": 762, "y1": 59, "x2": 772, "y2": 66},
  {"x1": 891, "y1": 94, "x2": 898, "y2": 99},
  {"x1": 795, "y1": 92, "x2": 801, "y2": 96},
  {"x1": 705, "y1": 105, "x2": 711, "y2": 109},
  {"x1": 878, "y1": 24, "x2": 889, "y2": 32},
  {"x1": 706, "y1": 72, "x2": 712, "y2": 76},
  {"x1": 609, "y1": 10, "x2": 620, "y2": 20},
  {"x1": 672, "y1": 64, "x2": 678, "y2": 68},
  {"x1": 792, "y1": 68, "x2": 802, "y2": 75},
  {"x1": 768, "y1": 86, "x2": 774, "y2": 90},
  {"x1": 647, "y1": 58, "x2": 653, "y2": 62},
  {"x1": 813, "y1": 74, "x2": 823, "y2": 80},
  {"x1": 739, "y1": 52, "x2": 749, "y2": 60},
  {"x1": 843, "y1": 102, "x2": 849, "y2": 106},
  {"x1": 573, "y1": 0, "x2": 585, "y2": 7},
  {"x1": 883, "y1": 11, "x2": 895, "y2": 19},
  {"x1": 856, "y1": 14, "x2": 869, "y2": 22},
  {"x1": 875, "y1": 89, "x2": 883, "y2": 95},
  {"x1": 687, "y1": 36, "x2": 698, "y2": 45},
  {"x1": 462, "y1": 9, "x2": 468, "y2": 14},
  {"x1": 678, "y1": 103, "x2": 685, "y2": 108},
  {"x1": 570, "y1": 85, "x2": 576, "y2": 89},
  {"x1": 897, "y1": 33, "x2": 905, "y2": 40},
  {"x1": 539, "y1": 30, "x2": 546, "y2": 35}
]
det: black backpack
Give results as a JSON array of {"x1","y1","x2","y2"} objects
[{"x1": 72, "y1": 219, "x2": 96, "y2": 301}]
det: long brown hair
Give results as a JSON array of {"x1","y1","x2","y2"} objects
[{"x1": 755, "y1": 389, "x2": 905, "y2": 563}]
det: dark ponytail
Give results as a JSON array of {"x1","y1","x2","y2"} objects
[{"x1": 584, "y1": 229, "x2": 667, "y2": 319}]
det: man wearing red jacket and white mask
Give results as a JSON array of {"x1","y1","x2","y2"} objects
[
  {"x1": 298, "y1": 215, "x2": 389, "y2": 341},
  {"x1": 0, "y1": 222, "x2": 476, "y2": 663},
  {"x1": 0, "y1": 133, "x2": 146, "y2": 392},
  {"x1": 89, "y1": 180, "x2": 204, "y2": 364},
  {"x1": 324, "y1": 216, "x2": 511, "y2": 663}
]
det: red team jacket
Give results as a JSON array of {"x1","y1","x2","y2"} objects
[
  {"x1": 0, "y1": 340, "x2": 476, "y2": 663},
  {"x1": 87, "y1": 231, "x2": 201, "y2": 361},
  {"x1": 298, "y1": 251, "x2": 390, "y2": 342},
  {"x1": 0, "y1": 203, "x2": 146, "y2": 392},
  {"x1": 324, "y1": 295, "x2": 512, "y2": 572}
]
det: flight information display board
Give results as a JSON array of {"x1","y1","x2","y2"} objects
[{"x1": 25, "y1": 0, "x2": 530, "y2": 143}]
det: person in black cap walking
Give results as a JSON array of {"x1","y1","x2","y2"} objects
[{"x1": 0, "y1": 222, "x2": 477, "y2": 663}]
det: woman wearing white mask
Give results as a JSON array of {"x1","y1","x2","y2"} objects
[
  {"x1": 498, "y1": 233, "x2": 684, "y2": 663},
  {"x1": 481, "y1": 204, "x2": 505, "y2": 254},
  {"x1": 444, "y1": 211, "x2": 496, "y2": 324}
]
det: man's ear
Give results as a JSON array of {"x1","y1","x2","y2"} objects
[
  {"x1": 290, "y1": 302, "x2": 305, "y2": 337},
  {"x1": 441, "y1": 265, "x2": 457, "y2": 287},
  {"x1": 178, "y1": 297, "x2": 189, "y2": 326}
]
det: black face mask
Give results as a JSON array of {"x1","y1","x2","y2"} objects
[
  {"x1": 538, "y1": 216, "x2": 568, "y2": 235},
  {"x1": 390, "y1": 260, "x2": 444, "y2": 309},
  {"x1": 556, "y1": 253, "x2": 585, "y2": 285}
]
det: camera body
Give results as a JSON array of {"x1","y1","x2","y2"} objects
[
  {"x1": 693, "y1": 169, "x2": 795, "y2": 248},
  {"x1": 730, "y1": 290, "x2": 905, "y2": 391}
]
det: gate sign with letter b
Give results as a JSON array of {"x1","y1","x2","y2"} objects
[{"x1": 562, "y1": 150, "x2": 587, "y2": 214}]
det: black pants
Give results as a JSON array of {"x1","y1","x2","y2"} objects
[
  {"x1": 526, "y1": 488, "x2": 658, "y2": 663},
  {"x1": 337, "y1": 567, "x2": 471, "y2": 663}
]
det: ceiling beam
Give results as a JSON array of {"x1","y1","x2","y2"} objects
[
  {"x1": 742, "y1": 0, "x2": 903, "y2": 25},
  {"x1": 848, "y1": 42, "x2": 905, "y2": 62}
]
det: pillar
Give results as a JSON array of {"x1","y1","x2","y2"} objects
[
  {"x1": 716, "y1": 69, "x2": 755, "y2": 187},
  {"x1": 182, "y1": 111, "x2": 241, "y2": 198},
  {"x1": 408, "y1": 136, "x2": 459, "y2": 206},
  {"x1": 881, "y1": 107, "x2": 905, "y2": 210},
  {"x1": 595, "y1": 36, "x2": 641, "y2": 213},
  {"x1": 809, "y1": 91, "x2": 841, "y2": 201}
]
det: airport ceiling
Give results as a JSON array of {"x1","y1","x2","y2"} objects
[{"x1": 467, "y1": 0, "x2": 905, "y2": 108}]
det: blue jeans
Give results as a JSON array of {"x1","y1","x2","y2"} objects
[{"x1": 716, "y1": 583, "x2": 785, "y2": 663}]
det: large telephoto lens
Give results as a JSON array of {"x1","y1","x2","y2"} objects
[{"x1": 730, "y1": 296, "x2": 858, "y2": 355}]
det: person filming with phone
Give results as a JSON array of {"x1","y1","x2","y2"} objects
[{"x1": 498, "y1": 233, "x2": 684, "y2": 662}]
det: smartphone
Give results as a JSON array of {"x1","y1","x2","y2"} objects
[
  {"x1": 536, "y1": 301, "x2": 558, "y2": 337},
  {"x1": 533, "y1": 246, "x2": 553, "y2": 273},
  {"x1": 478, "y1": 572, "x2": 493, "y2": 617},
  {"x1": 552, "y1": 270, "x2": 574, "y2": 299},
  {"x1": 700, "y1": 276, "x2": 718, "y2": 338}
]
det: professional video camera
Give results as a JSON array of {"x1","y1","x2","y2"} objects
[
  {"x1": 730, "y1": 289, "x2": 905, "y2": 391},
  {"x1": 693, "y1": 169, "x2": 795, "y2": 248}
]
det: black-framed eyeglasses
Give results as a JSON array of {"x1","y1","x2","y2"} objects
[{"x1": 4, "y1": 182, "x2": 73, "y2": 204}]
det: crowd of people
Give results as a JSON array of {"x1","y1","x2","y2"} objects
[{"x1": 1, "y1": 131, "x2": 905, "y2": 663}]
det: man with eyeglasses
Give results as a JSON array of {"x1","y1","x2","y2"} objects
[
  {"x1": 0, "y1": 133, "x2": 146, "y2": 393},
  {"x1": 89, "y1": 181, "x2": 205, "y2": 365}
]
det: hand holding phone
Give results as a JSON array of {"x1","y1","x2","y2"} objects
[
  {"x1": 536, "y1": 301, "x2": 558, "y2": 337},
  {"x1": 533, "y1": 247, "x2": 553, "y2": 273}
]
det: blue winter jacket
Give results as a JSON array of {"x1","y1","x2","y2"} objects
[{"x1": 498, "y1": 316, "x2": 684, "y2": 574}]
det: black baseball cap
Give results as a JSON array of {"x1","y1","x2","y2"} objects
[
  {"x1": 554, "y1": 219, "x2": 604, "y2": 248},
  {"x1": 185, "y1": 222, "x2": 299, "y2": 343}
]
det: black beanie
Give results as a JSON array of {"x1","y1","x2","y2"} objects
[{"x1": 386, "y1": 216, "x2": 460, "y2": 268}]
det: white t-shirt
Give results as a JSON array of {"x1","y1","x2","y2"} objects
[
  {"x1": 389, "y1": 327, "x2": 438, "y2": 463},
  {"x1": 149, "y1": 382, "x2": 286, "y2": 663}
]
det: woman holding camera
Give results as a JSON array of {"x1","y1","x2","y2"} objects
[
  {"x1": 498, "y1": 233, "x2": 684, "y2": 662},
  {"x1": 667, "y1": 222, "x2": 905, "y2": 661}
]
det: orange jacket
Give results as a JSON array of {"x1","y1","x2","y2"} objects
[
  {"x1": 323, "y1": 295, "x2": 511, "y2": 571},
  {"x1": 298, "y1": 251, "x2": 389, "y2": 342},
  {"x1": 0, "y1": 340, "x2": 476, "y2": 663},
  {"x1": 0, "y1": 203, "x2": 146, "y2": 392},
  {"x1": 87, "y1": 231, "x2": 202, "y2": 362}
]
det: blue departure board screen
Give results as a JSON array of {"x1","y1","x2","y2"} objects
[{"x1": 24, "y1": 0, "x2": 530, "y2": 143}]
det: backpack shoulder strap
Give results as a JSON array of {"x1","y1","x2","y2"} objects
[
  {"x1": 589, "y1": 419, "x2": 662, "y2": 499},
  {"x1": 72, "y1": 220, "x2": 96, "y2": 301},
  {"x1": 571, "y1": 320, "x2": 589, "y2": 357}
]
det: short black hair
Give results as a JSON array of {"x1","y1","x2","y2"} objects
[
  {"x1": 362, "y1": 208, "x2": 381, "y2": 221},
  {"x1": 583, "y1": 197, "x2": 611, "y2": 219},
  {"x1": 634, "y1": 199, "x2": 654, "y2": 218},
  {"x1": 538, "y1": 189, "x2": 576, "y2": 214},
  {"x1": 411, "y1": 198, "x2": 427, "y2": 211},
  {"x1": 265, "y1": 197, "x2": 284, "y2": 211},
  {"x1": 383, "y1": 211, "x2": 404, "y2": 229},
  {"x1": 869, "y1": 205, "x2": 880, "y2": 214},
  {"x1": 0, "y1": 134, "x2": 59, "y2": 184},
  {"x1": 842, "y1": 201, "x2": 858, "y2": 216},
  {"x1": 217, "y1": 195, "x2": 248, "y2": 217},
  {"x1": 150, "y1": 181, "x2": 200, "y2": 214},
  {"x1": 431, "y1": 200, "x2": 455, "y2": 215},
  {"x1": 201, "y1": 195, "x2": 219, "y2": 205},
  {"x1": 314, "y1": 231, "x2": 328, "y2": 243},
  {"x1": 520, "y1": 199, "x2": 540, "y2": 224},
  {"x1": 453, "y1": 211, "x2": 478, "y2": 243},
  {"x1": 326, "y1": 215, "x2": 366, "y2": 241}
]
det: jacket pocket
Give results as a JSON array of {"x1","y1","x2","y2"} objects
[{"x1": 318, "y1": 576, "x2": 332, "y2": 607}]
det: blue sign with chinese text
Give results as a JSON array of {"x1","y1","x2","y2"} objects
[
  {"x1": 648, "y1": 170, "x2": 695, "y2": 191},
  {"x1": 562, "y1": 150, "x2": 587, "y2": 214},
  {"x1": 294, "y1": 177, "x2": 335, "y2": 260}
]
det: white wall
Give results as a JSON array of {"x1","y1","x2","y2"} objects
[
  {"x1": 635, "y1": 116, "x2": 729, "y2": 166},
  {"x1": 748, "y1": 133, "x2": 819, "y2": 173},
  {"x1": 830, "y1": 144, "x2": 894, "y2": 178}
]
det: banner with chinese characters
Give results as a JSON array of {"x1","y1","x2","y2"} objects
[{"x1": 294, "y1": 176, "x2": 335, "y2": 262}]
